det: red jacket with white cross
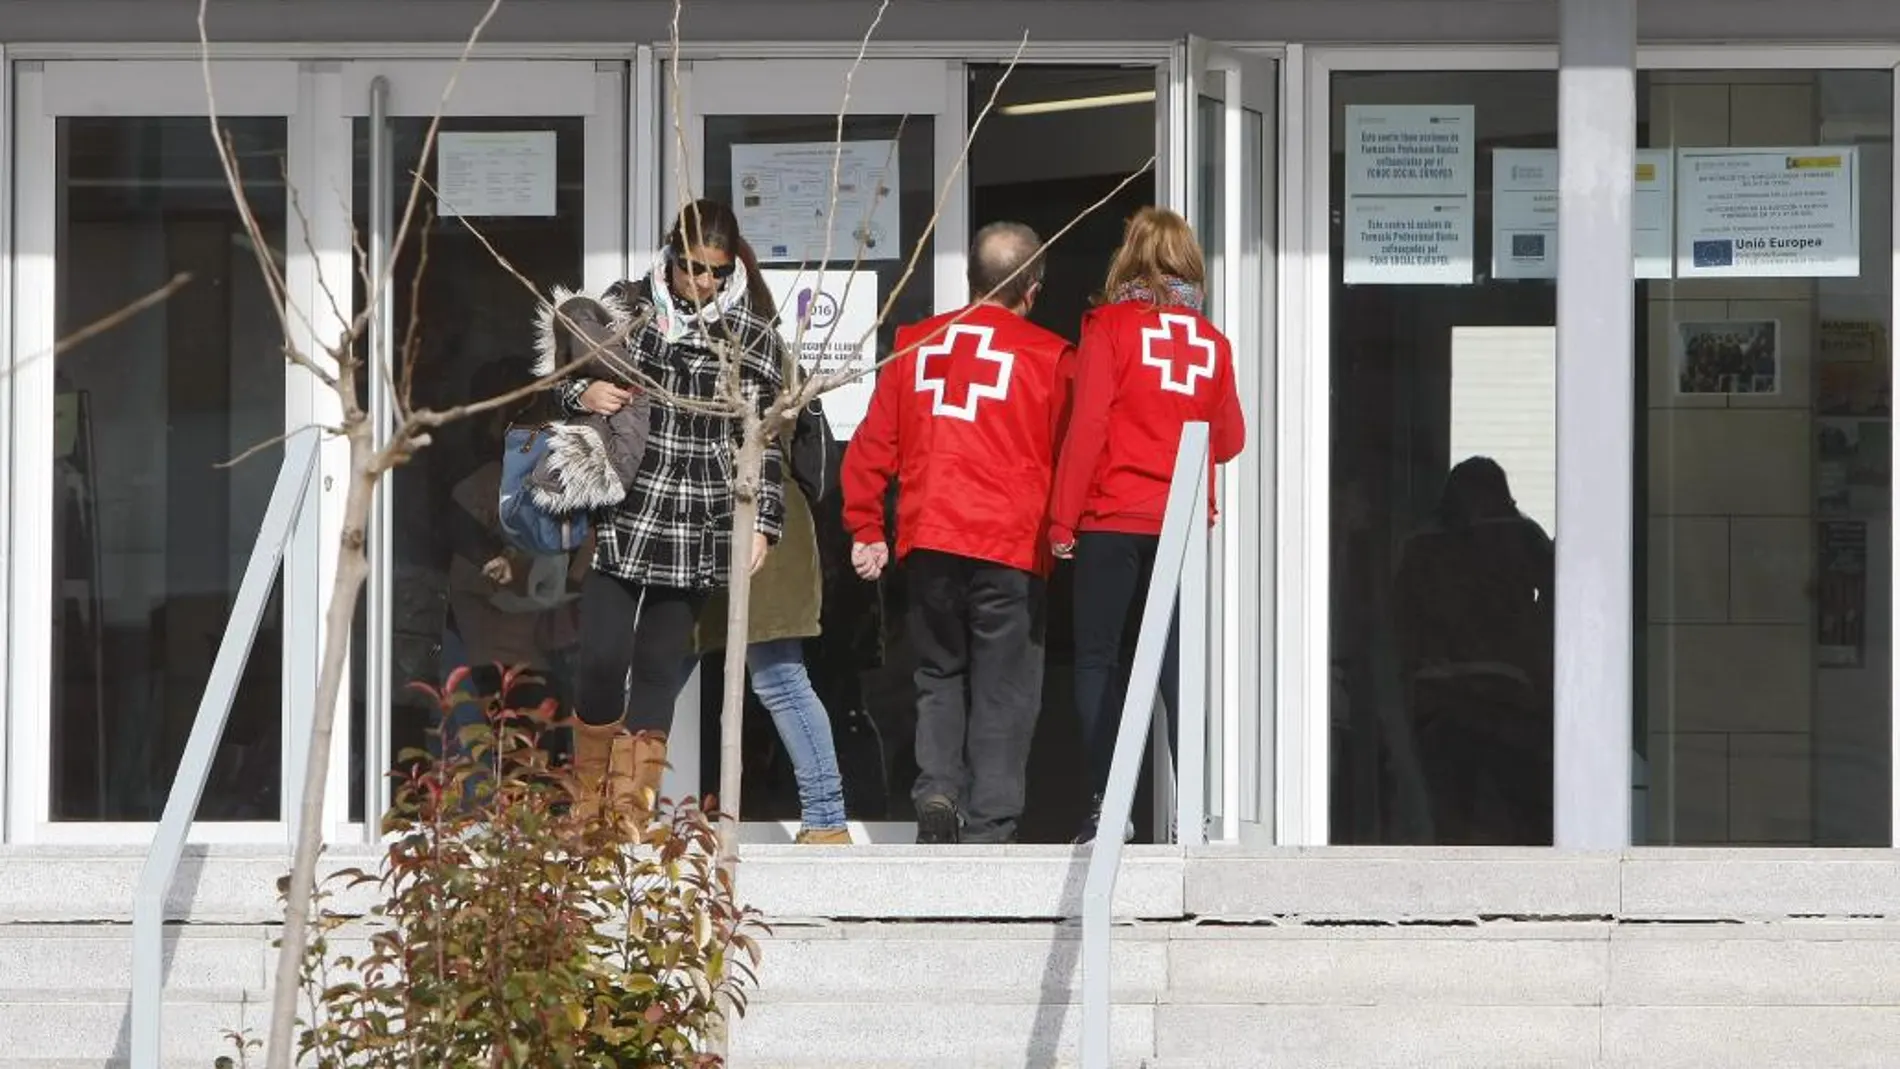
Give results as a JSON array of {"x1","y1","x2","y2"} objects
[
  {"x1": 1048, "y1": 299, "x2": 1246, "y2": 547},
  {"x1": 841, "y1": 302, "x2": 1075, "y2": 576}
]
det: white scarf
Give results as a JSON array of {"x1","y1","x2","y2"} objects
[{"x1": 646, "y1": 255, "x2": 751, "y2": 344}]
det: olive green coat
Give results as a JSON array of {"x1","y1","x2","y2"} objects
[{"x1": 694, "y1": 482, "x2": 822, "y2": 652}]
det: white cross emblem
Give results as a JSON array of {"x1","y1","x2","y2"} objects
[
  {"x1": 1141, "y1": 313, "x2": 1218, "y2": 396},
  {"x1": 914, "y1": 323, "x2": 1016, "y2": 422}
]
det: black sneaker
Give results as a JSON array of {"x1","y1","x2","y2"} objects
[
  {"x1": 916, "y1": 797, "x2": 960, "y2": 844},
  {"x1": 1074, "y1": 793, "x2": 1134, "y2": 846}
]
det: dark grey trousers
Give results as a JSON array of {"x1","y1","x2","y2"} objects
[{"x1": 904, "y1": 549, "x2": 1046, "y2": 843}]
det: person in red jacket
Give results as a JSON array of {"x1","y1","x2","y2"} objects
[
  {"x1": 842, "y1": 221, "x2": 1076, "y2": 844},
  {"x1": 1048, "y1": 207, "x2": 1245, "y2": 843}
]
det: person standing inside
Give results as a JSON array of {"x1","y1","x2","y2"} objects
[
  {"x1": 691, "y1": 477, "x2": 853, "y2": 845},
  {"x1": 842, "y1": 221, "x2": 1075, "y2": 845},
  {"x1": 556, "y1": 198, "x2": 786, "y2": 825},
  {"x1": 1049, "y1": 207, "x2": 1245, "y2": 844}
]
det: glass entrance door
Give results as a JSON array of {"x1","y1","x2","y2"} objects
[
  {"x1": 665, "y1": 58, "x2": 956, "y2": 840},
  {"x1": 1178, "y1": 39, "x2": 1278, "y2": 843},
  {"x1": 334, "y1": 61, "x2": 623, "y2": 832},
  {"x1": 8, "y1": 60, "x2": 305, "y2": 841}
]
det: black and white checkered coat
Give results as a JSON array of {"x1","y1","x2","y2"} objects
[{"x1": 557, "y1": 270, "x2": 785, "y2": 591}]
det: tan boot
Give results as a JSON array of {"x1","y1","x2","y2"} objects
[
  {"x1": 619, "y1": 731, "x2": 668, "y2": 825},
  {"x1": 569, "y1": 721, "x2": 622, "y2": 822},
  {"x1": 794, "y1": 826, "x2": 853, "y2": 845}
]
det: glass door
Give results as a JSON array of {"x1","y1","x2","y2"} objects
[
  {"x1": 668, "y1": 58, "x2": 958, "y2": 840},
  {"x1": 8, "y1": 60, "x2": 307, "y2": 841},
  {"x1": 333, "y1": 60, "x2": 623, "y2": 832},
  {"x1": 1178, "y1": 39, "x2": 1278, "y2": 844}
]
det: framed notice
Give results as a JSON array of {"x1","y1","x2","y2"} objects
[
  {"x1": 436, "y1": 131, "x2": 557, "y2": 218},
  {"x1": 731, "y1": 140, "x2": 900, "y2": 264},
  {"x1": 1491, "y1": 148, "x2": 1673, "y2": 280},
  {"x1": 1343, "y1": 104, "x2": 1475, "y2": 285},
  {"x1": 1677, "y1": 146, "x2": 1860, "y2": 278}
]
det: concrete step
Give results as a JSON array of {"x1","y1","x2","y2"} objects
[
  {"x1": 0, "y1": 998, "x2": 260, "y2": 1064},
  {"x1": 750, "y1": 923, "x2": 1163, "y2": 1004},
  {"x1": 729, "y1": 1001, "x2": 1156, "y2": 1068},
  {"x1": 0, "y1": 926, "x2": 270, "y2": 995}
]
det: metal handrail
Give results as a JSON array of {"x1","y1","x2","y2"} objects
[
  {"x1": 131, "y1": 430, "x2": 319, "y2": 1069},
  {"x1": 1079, "y1": 421, "x2": 1211, "y2": 1069}
]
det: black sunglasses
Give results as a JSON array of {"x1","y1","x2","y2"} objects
[{"x1": 669, "y1": 248, "x2": 737, "y2": 280}]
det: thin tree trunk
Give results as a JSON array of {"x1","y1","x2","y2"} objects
[
  {"x1": 717, "y1": 422, "x2": 766, "y2": 862},
  {"x1": 265, "y1": 433, "x2": 376, "y2": 1069}
]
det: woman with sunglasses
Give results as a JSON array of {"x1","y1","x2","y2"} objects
[{"x1": 555, "y1": 198, "x2": 790, "y2": 825}]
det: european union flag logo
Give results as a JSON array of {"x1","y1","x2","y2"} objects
[
  {"x1": 1512, "y1": 234, "x2": 1545, "y2": 258},
  {"x1": 1693, "y1": 239, "x2": 1734, "y2": 268}
]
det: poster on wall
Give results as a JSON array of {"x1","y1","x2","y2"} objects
[
  {"x1": 1673, "y1": 319, "x2": 1779, "y2": 395},
  {"x1": 1818, "y1": 418, "x2": 1892, "y2": 516},
  {"x1": 731, "y1": 141, "x2": 900, "y2": 264},
  {"x1": 1343, "y1": 104, "x2": 1475, "y2": 285},
  {"x1": 1677, "y1": 146, "x2": 1860, "y2": 278},
  {"x1": 436, "y1": 131, "x2": 557, "y2": 217},
  {"x1": 1490, "y1": 148, "x2": 1674, "y2": 279},
  {"x1": 759, "y1": 268, "x2": 880, "y2": 439},
  {"x1": 1819, "y1": 520, "x2": 1869, "y2": 669}
]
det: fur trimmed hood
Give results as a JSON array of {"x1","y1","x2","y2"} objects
[
  {"x1": 531, "y1": 285, "x2": 636, "y2": 381},
  {"x1": 520, "y1": 284, "x2": 653, "y2": 516}
]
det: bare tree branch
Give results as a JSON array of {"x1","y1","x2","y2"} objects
[
  {"x1": 396, "y1": 202, "x2": 438, "y2": 416},
  {"x1": 214, "y1": 423, "x2": 343, "y2": 470},
  {"x1": 52, "y1": 272, "x2": 196, "y2": 359}
]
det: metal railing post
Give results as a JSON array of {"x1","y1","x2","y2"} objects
[
  {"x1": 1080, "y1": 422, "x2": 1210, "y2": 1069},
  {"x1": 131, "y1": 430, "x2": 319, "y2": 1069},
  {"x1": 1176, "y1": 456, "x2": 1210, "y2": 848}
]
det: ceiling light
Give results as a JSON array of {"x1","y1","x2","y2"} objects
[{"x1": 999, "y1": 89, "x2": 1157, "y2": 117}]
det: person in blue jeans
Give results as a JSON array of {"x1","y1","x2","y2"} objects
[{"x1": 691, "y1": 482, "x2": 851, "y2": 843}]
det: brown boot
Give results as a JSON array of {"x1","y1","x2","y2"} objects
[
  {"x1": 570, "y1": 721, "x2": 622, "y2": 822},
  {"x1": 794, "y1": 826, "x2": 853, "y2": 845},
  {"x1": 618, "y1": 731, "x2": 668, "y2": 825}
]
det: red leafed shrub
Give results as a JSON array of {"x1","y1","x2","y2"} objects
[{"x1": 265, "y1": 666, "x2": 764, "y2": 1068}]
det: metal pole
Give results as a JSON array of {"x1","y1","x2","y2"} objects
[
  {"x1": 364, "y1": 75, "x2": 393, "y2": 832},
  {"x1": 130, "y1": 432, "x2": 318, "y2": 1069},
  {"x1": 1554, "y1": 0, "x2": 1636, "y2": 849},
  {"x1": 1177, "y1": 455, "x2": 1210, "y2": 848},
  {"x1": 1081, "y1": 423, "x2": 1210, "y2": 1069}
]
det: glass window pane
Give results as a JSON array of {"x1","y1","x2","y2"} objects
[
  {"x1": 1329, "y1": 72, "x2": 1559, "y2": 846},
  {"x1": 1637, "y1": 70, "x2": 1894, "y2": 847},
  {"x1": 53, "y1": 116, "x2": 288, "y2": 821},
  {"x1": 349, "y1": 116, "x2": 587, "y2": 823}
]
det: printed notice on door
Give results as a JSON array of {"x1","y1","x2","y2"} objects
[
  {"x1": 1678, "y1": 147, "x2": 1860, "y2": 278},
  {"x1": 1491, "y1": 148, "x2": 1674, "y2": 279},
  {"x1": 1343, "y1": 104, "x2": 1475, "y2": 285},
  {"x1": 436, "y1": 131, "x2": 557, "y2": 217},
  {"x1": 760, "y1": 269, "x2": 880, "y2": 438},
  {"x1": 732, "y1": 141, "x2": 900, "y2": 264}
]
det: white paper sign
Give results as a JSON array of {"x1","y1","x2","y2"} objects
[
  {"x1": 1677, "y1": 146, "x2": 1860, "y2": 278},
  {"x1": 436, "y1": 131, "x2": 557, "y2": 218},
  {"x1": 1344, "y1": 105, "x2": 1475, "y2": 284},
  {"x1": 732, "y1": 141, "x2": 901, "y2": 264},
  {"x1": 1346, "y1": 196, "x2": 1472, "y2": 286},
  {"x1": 1491, "y1": 148, "x2": 1674, "y2": 279},
  {"x1": 760, "y1": 269, "x2": 880, "y2": 439}
]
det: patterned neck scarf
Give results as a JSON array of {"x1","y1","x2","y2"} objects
[
  {"x1": 1113, "y1": 275, "x2": 1205, "y2": 312},
  {"x1": 646, "y1": 256, "x2": 751, "y2": 344}
]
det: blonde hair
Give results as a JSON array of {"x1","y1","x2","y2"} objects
[{"x1": 1099, "y1": 207, "x2": 1206, "y2": 305}]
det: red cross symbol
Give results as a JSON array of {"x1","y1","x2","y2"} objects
[
  {"x1": 1141, "y1": 312, "x2": 1218, "y2": 396},
  {"x1": 914, "y1": 323, "x2": 1016, "y2": 422}
]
